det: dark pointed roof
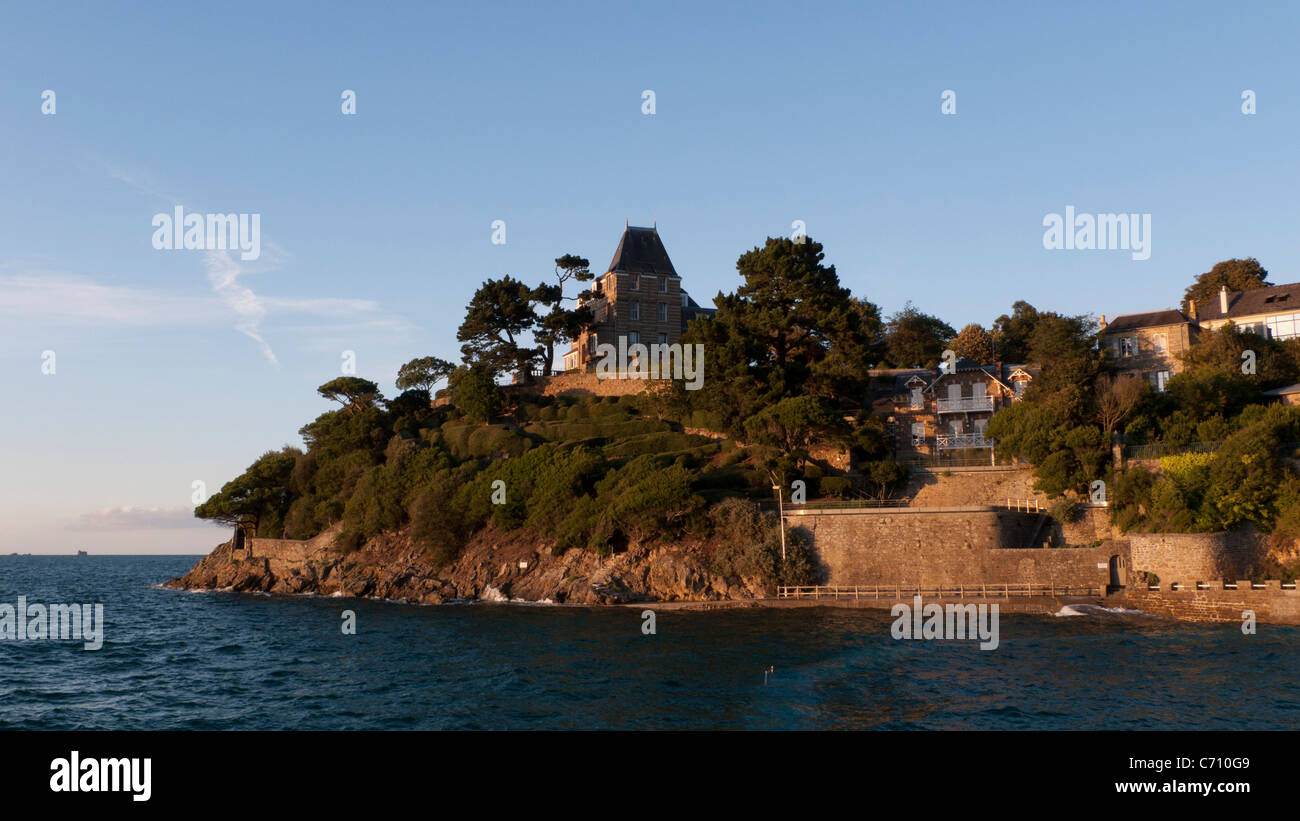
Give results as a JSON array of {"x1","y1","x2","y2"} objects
[{"x1": 607, "y1": 225, "x2": 678, "y2": 276}]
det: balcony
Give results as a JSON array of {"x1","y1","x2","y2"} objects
[
  {"x1": 936, "y1": 433, "x2": 994, "y2": 450},
  {"x1": 936, "y1": 395, "x2": 994, "y2": 413}
]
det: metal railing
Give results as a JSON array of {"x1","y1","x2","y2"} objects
[
  {"x1": 896, "y1": 451, "x2": 1012, "y2": 468},
  {"x1": 1004, "y1": 498, "x2": 1042, "y2": 513},
  {"x1": 936, "y1": 433, "x2": 995, "y2": 450},
  {"x1": 777, "y1": 583, "x2": 1103, "y2": 600},
  {"x1": 775, "y1": 498, "x2": 911, "y2": 510},
  {"x1": 936, "y1": 396, "x2": 994, "y2": 413}
]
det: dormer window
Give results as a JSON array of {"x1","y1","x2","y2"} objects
[{"x1": 658, "y1": 276, "x2": 668, "y2": 293}]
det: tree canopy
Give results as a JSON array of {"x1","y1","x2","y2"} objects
[
  {"x1": 317, "y1": 377, "x2": 382, "y2": 415},
  {"x1": 884, "y1": 302, "x2": 955, "y2": 367},
  {"x1": 457, "y1": 276, "x2": 542, "y2": 380},
  {"x1": 948, "y1": 323, "x2": 994, "y2": 363},
  {"x1": 194, "y1": 447, "x2": 299, "y2": 534},
  {"x1": 1181, "y1": 258, "x2": 1269, "y2": 313},
  {"x1": 396, "y1": 356, "x2": 456, "y2": 393}
]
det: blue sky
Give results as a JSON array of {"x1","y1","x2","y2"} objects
[{"x1": 3, "y1": 0, "x2": 1299, "y2": 553}]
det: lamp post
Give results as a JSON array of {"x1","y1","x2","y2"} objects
[{"x1": 772, "y1": 484, "x2": 786, "y2": 562}]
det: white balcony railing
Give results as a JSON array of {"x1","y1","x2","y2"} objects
[
  {"x1": 936, "y1": 395, "x2": 994, "y2": 413},
  {"x1": 936, "y1": 433, "x2": 994, "y2": 450}
]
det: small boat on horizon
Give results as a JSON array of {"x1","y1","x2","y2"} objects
[{"x1": 76, "y1": 550, "x2": 88, "y2": 556}]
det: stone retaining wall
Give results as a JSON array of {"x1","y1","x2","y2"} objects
[
  {"x1": 789, "y1": 507, "x2": 1119, "y2": 588},
  {"x1": 1128, "y1": 531, "x2": 1266, "y2": 584}
]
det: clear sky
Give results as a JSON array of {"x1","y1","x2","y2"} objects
[{"x1": 3, "y1": 1, "x2": 1299, "y2": 553}]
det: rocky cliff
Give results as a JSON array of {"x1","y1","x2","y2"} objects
[{"x1": 164, "y1": 524, "x2": 770, "y2": 605}]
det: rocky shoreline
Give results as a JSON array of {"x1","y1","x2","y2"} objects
[{"x1": 164, "y1": 524, "x2": 770, "y2": 605}]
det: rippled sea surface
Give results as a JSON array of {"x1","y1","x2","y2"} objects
[{"x1": 1, "y1": 556, "x2": 1297, "y2": 730}]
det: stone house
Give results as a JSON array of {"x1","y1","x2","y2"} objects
[
  {"x1": 1101, "y1": 280, "x2": 1300, "y2": 392},
  {"x1": 1098, "y1": 309, "x2": 1196, "y2": 392},
  {"x1": 563, "y1": 224, "x2": 714, "y2": 372},
  {"x1": 877, "y1": 359, "x2": 1034, "y2": 456}
]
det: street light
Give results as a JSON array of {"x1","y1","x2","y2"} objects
[{"x1": 772, "y1": 484, "x2": 787, "y2": 562}]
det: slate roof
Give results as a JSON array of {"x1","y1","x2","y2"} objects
[
  {"x1": 607, "y1": 225, "x2": 678, "y2": 276},
  {"x1": 1194, "y1": 282, "x2": 1300, "y2": 322},
  {"x1": 1103, "y1": 309, "x2": 1191, "y2": 333},
  {"x1": 681, "y1": 289, "x2": 716, "y2": 328}
]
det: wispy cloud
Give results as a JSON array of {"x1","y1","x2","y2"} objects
[
  {"x1": 204, "y1": 250, "x2": 279, "y2": 366},
  {"x1": 0, "y1": 270, "x2": 217, "y2": 326},
  {"x1": 69, "y1": 506, "x2": 217, "y2": 531},
  {"x1": 104, "y1": 165, "x2": 366, "y2": 366}
]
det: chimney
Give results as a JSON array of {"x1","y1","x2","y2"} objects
[
  {"x1": 1188, "y1": 299, "x2": 1197, "y2": 320},
  {"x1": 1219, "y1": 285, "x2": 1230, "y2": 314},
  {"x1": 1099, "y1": 314, "x2": 1107, "y2": 331}
]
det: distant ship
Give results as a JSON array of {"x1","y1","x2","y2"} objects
[{"x1": 76, "y1": 550, "x2": 88, "y2": 556}]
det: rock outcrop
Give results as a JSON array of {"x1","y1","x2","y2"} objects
[{"x1": 165, "y1": 524, "x2": 769, "y2": 605}]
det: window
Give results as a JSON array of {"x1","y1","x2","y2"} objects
[
  {"x1": 974, "y1": 418, "x2": 988, "y2": 436},
  {"x1": 658, "y1": 333, "x2": 667, "y2": 345},
  {"x1": 1156, "y1": 371, "x2": 1170, "y2": 392},
  {"x1": 630, "y1": 301, "x2": 640, "y2": 321},
  {"x1": 1014, "y1": 380, "x2": 1026, "y2": 398},
  {"x1": 628, "y1": 331, "x2": 639, "y2": 344},
  {"x1": 657, "y1": 302, "x2": 667, "y2": 322},
  {"x1": 1120, "y1": 337, "x2": 1136, "y2": 357},
  {"x1": 947, "y1": 383, "x2": 962, "y2": 401},
  {"x1": 949, "y1": 419, "x2": 963, "y2": 436},
  {"x1": 658, "y1": 276, "x2": 668, "y2": 293},
  {"x1": 911, "y1": 422, "x2": 925, "y2": 447},
  {"x1": 1153, "y1": 334, "x2": 1167, "y2": 354},
  {"x1": 1265, "y1": 313, "x2": 1300, "y2": 340},
  {"x1": 909, "y1": 387, "x2": 923, "y2": 409},
  {"x1": 631, "y1": 274, "x2": 640, "y2": 291},
  {"x1": 680, "y1": 292, "x2": 688, "y2": 307}
]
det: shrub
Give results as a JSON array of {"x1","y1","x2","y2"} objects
[
  {"x1": 817, "y1": 476, "x2": 853, "y2": 499},
  {"x1": 1048, "y1": 496, "x2": 1080, "y2": 524},
  {"x1": 706, "y1": 498, "x2": 818, "y2": 590}
]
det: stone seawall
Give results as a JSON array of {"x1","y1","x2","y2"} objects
[
  {"x1": 1127, "y1": 583, "x2": 1300, "y2": 623},
  {"x1": 788, "y1": 507, "x2": 1118, "y2": 588},
  {"x1": 1128, "y1": 531, "x2": 1266, "y2": 584}
]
